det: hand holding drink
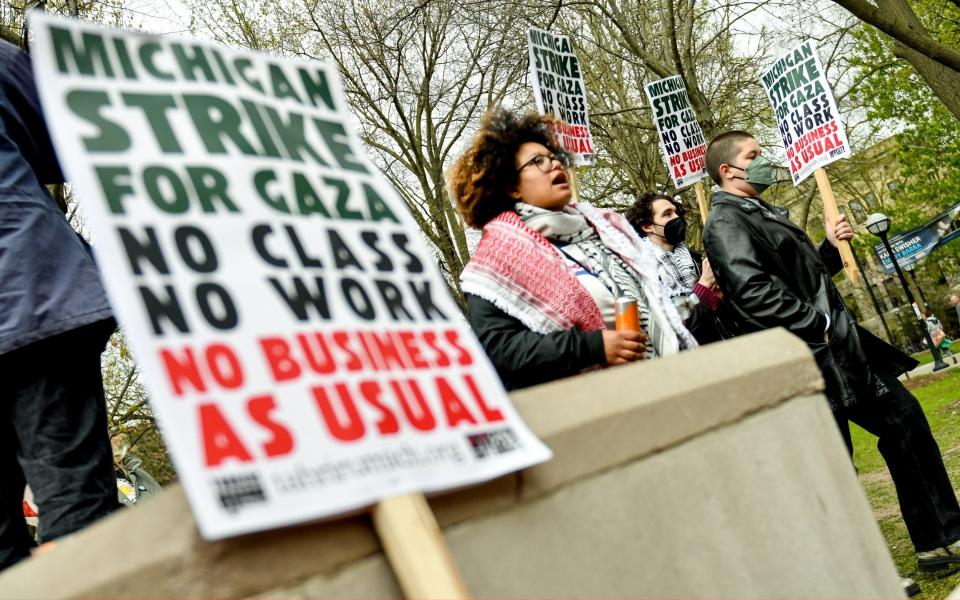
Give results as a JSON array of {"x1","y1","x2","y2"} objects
[{"x1": 603, "y1": 297, "x2": 647, "y2": 365}]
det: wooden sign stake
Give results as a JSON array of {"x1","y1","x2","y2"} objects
[
  {"x1": 568, "y1": 166, "x2": 580, "y2": 203},
  {"x1": 813, "y1": 168, "x2": 858, "y2": 284},
  {"x1": 693, "y1": 180, "x2": 709, "y2": 225},
  {"x1": 372, "y1": 493, "x2": 472, "y2": 599}
]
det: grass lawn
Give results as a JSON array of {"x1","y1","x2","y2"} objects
[
  {"x1": 854, "y1": 369, "x2": 960, "y2": 599},
  {"x1": 912, "y1": 341, "x2": 960, "y2": 366}
]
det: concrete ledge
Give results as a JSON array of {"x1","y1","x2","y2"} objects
[
  {"x1": 1, "y1": 329, "x2": 875, "y2": 599},
  {"x1": 513, "y1": 329, "x2": 824, "y2": 496}
]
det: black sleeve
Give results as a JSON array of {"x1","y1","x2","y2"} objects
[
  {"x1": 704, "y1": 214, "x2": 827, "y2": 344},
  {"x1": 466, "y1": 293, "x2": 606, "y2": 390},
  {"x1": 684, "y1": 298, "x2": 721, "y2": 345},
  {"x1": 1, "y1": 41, "x2": 64, "y2": 185},
  {"x1": 818, "y1": 239, "x2": 844, "y2": 277}
]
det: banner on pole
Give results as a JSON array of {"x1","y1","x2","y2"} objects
[
  {"x1": 872, "y1": 201, "x2": 960, "y2": 273},
  {"x1": 760, "y1": 40, "x2": 850, "y2": 185},
  {"x1": 30, "y1": 14, "x2": 551, "y2": 540},
  {"x1": 644, "y1": 75, "x2": 707, "y2": 189},
  {"x1": 527, "y1": 27, "x2": 595, "y2": 166}
]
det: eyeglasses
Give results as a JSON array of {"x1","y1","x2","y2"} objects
[{"x1": 517, "y1": 153, "x2": 570, "y2": 173}]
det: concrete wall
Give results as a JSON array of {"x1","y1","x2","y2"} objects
[{"x1": 0, "y1": 329, "x2": 903, "y2": 598}]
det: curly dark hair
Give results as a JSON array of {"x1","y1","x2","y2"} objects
[
  {"x1": 448, "y1": 107, "x2": 569, "y2": 229},
  {"x1": 624, "y1": 192, "x2": 681, "y2": 236}
]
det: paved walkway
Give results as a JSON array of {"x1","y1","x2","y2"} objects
[{"x1": 900, "y1": 353, "x2": 960, "y2": 380}]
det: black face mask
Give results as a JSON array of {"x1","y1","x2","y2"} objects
[{"x1": 657, "y1": 216, "x2": 686, "y2": 246}]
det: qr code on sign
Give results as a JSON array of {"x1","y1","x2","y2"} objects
[
  {"x1": 213, "y1": 473, "x2": 267, "y2": 513},
  {"x1": 467, "y1": 428, "x2": 521, "y2": 459}
]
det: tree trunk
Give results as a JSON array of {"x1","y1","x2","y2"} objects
[
  {"x1": 831, "y1": 0, "x2": 960, "y2": 119},
  {"x1": 894, "y1": 42, "x2": 960, "y2": 120},
  {"x1": 883, "y1": 0, "x2": 960, "y2": 120},
  {"x1": 831, "y1": 0, "x2": 960, "y2": 74}
]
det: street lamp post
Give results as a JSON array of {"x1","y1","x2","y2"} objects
[
  {"x1": 907, "y1": 268, "x2": 929, "y2": 308},
  {"x1": 849, "y1": 245, "x2": 896, "y2": 345},
  {"x1": 866, "y1": 213, "x2": 949, "y2": 372}
]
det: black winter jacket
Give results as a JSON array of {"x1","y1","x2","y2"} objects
[
  {"x1": 465, "y1": 294, "x2": 606, "y2": 391},
  {"x1": 703, "y1": 192, "x2": 916, "y2": 409}
]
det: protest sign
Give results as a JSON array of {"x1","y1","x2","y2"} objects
[
  {"x1": 527, "y1": 27, "x2": 595, "y2": 166},
  {"x1": 761, "y1": 40, "x2": 857, "y2": 283},
  {"x1": 760, "y1": 40, "x2": 851, "y2": 185},
  {"x1": 644, "y1": 75, "x2": 707, "y2": 190},
  {"x1": 873, "y1": 201, "x2": 960, "y2": 273},
  {"x1": 29, "y1": 14, "x2": 551, "y2": 541}
]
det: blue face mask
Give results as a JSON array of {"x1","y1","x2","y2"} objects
[{"x1": 730, "y1": 155, "x2": 775, "y2": 194}]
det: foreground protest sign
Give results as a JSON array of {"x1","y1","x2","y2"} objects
[
  {"x1": 873, "y1": 201, "x2": 960, "y2": 274},
  {"x1": 527, "y1": 27, "x2": 595, "y2": 166},
  {"x1": 644, "y1": 75, "x2": 709, "y2": 219},
  {"x1": 761, "y1": 40, "x2": 857, "y2": 283},
  {"x1": 30, "y1": 13, "x2": 551, "y2": 542}
]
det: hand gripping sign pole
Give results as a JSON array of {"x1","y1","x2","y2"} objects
[
  {"x1": 28, "y1": 12, "x2": 552, "y2": 596},
  {"x1": 761, "y1": 40, "x2": 857, "y2": 284},
  {"x1": 814, "y1": 168, "x2": 859, "y2": 283},
  {"x1": 643, "y1": 75, "x2": 711, "y2": 224}
]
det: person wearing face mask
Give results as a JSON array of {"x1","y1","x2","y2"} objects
[
  {"x1": 624, "y1": 192, "x2": 732, "y2": 344},
  {"x1": 703, "y1": 131, "x2": 960, "y2": 579},
  {"x1": 448, "y1": 108, "x2": 697, "y2": 391}
]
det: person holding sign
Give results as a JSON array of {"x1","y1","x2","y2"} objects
[
  {"x1": 624, "y1": 193, "x2": 730, "y2": 344},
  {"x1": 703, "y1": 130, "x2": 960, "y2": 573},
  {"x1": 450, "y1": 108, "x2": 696, "y2": 390},
  {"x1": 0, "y1": 39, "x2": 118, "y2": 571}
]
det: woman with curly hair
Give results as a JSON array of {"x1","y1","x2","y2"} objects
[{"x1": 449, "y1": 108, "x2": 696, "y2": 390}]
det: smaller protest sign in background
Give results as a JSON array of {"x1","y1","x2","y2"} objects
[
  {"x1": 527, "y1": 27, "x2": 595, "y2": 166},
  {"x1": 761, "y1": 40, "x2": 850, "y2": 185},
  {"x1": 644, "y1": 76, "x2": 707, "y2": 189},
  {"x1": 30, "y1": 13, "x2": 551, "y2": 540}
]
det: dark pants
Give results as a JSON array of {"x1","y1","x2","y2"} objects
[
  {"x1": 0, "y1": 321, "x2": 118, "y2": 571},
  {"x1": 835, "y1": 372, "x2": 960, "y2": 552}
]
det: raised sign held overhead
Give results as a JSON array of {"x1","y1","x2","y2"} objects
[
  {"x1": 760, "y1": 40, "x2": 858, "y2": 283},
  {"x1": 527, "y1": 27, "x2": 595, "y2": 166},
  {"x1": 29, "y1": 13, "x2": 550, "y2": 541},
  {"x1": 644, "y1": 75, "x2": 707, "y2": 190},
  {"x1": 761, "y1": 40, "x2": 851, "y2": 185}
]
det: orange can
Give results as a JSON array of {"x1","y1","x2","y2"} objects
[{"x1": 614, "y1": 297, "x2": 640, "y2": 332}]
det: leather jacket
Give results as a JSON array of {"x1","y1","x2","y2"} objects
[{"x1": 703, "y1": 191, "x2": 916, "y2": 409}]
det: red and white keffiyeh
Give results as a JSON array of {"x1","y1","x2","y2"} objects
[
  {"x1": 461, "y1": 203, "x2": 697, "y2": 352},
  {"x1": 461, "y1": 210, "x2": 606, "y2": 334}
]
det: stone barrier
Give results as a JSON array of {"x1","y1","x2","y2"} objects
[{"x1": 0, "y1": 329, "x2": 902, "y2": 598}]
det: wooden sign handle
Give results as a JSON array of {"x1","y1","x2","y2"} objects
[
  {"x1": 568, "y1": 166, "x2": 580, "y2": 203},
  {"x1": 372, "y1": 493, "x2": 472, "y2": 599},
  {"x1": 693, "y1": 180, "x2": 709, "y2": 225},
  {"x1": 813, "y1": 168, "x2": 858, "y2": 285}
]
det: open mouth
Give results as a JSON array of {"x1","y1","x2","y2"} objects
[{"x1": 552, "y1": 171, "x2": 568, "y2": 186}]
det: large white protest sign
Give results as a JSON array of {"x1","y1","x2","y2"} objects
[
  {"x1": 761, "y1": 40, "x2": 851, "y2": 185},
  {"x1": 644, "y1": 76, "x2": 707, "y2": 189},
  {"x1": 30, "y1": 14, "x2": 551, "y2": 540},
  {"x1": 527, "y1": 27, "x2": 595, "y2": 165}
]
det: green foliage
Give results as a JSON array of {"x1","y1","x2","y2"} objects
[
  {"x1": 102, "y1": 332, "x2": 176, "y2": 485},
  {"x1": 851, "y1": 2, "x2": 960, "y2": 227},
  {"x1": 853, "y1": 369, "x2": 960, "y2": 595},
  {"x1": 850, "y1": 2, "x2": 960, "y2": 278}
]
